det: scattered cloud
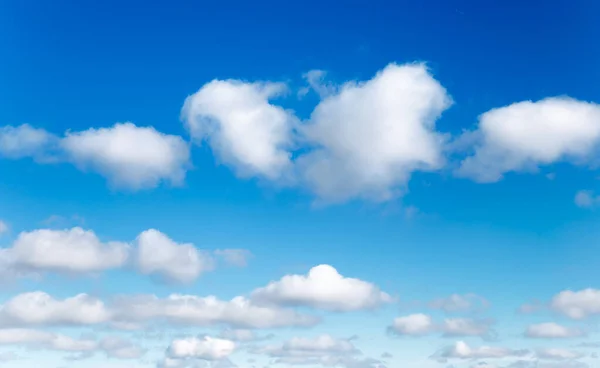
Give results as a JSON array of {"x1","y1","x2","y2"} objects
[
  {"x1": 182, "y1": 79, "x2": 296, "y2": 180},
  {"x1": 428, "y1": 294, "x2": 490, "y2": 313},
  {"x1": 525, "y1": 322, "x2": 585, "y2": 339},
  {"x1": 432, "y1": 341, "x2": 529, "y2": 362},
  {"x1": 457, "y1": 97, "x2": 600, "y2": 182},
  {"x1": 299, "y1": 69, "x2": 337, "y2": 99},
  {"x1": 550, "y1": 289, "x2": 600, "y2": 319},
  {"x1": 61, "y1": 123, "x2": 191, "y2": 190},
  {"x1": 1, "y1": 227, "x2": 129, "y2": 274},
  {"x1": 256, "y1": 334, "x2": 385, "y2": 368},
  {"x1": 0, "y1": 124, "x2": 58, "y2": 161},
  {"x1": 536, "y1": 348, "x2": 585, "y2": 360},
  {"x1": 167, "y1": 336, "x2": 235, "y2": 360},
  {"x1": 251, "y1": 264, "x2": 391, "y2": 312},
  {"x1": 388, "y1": 314, "x2": 495, "y2": 339},
  {"x1": 574, "y1": 190, "x2": 600, "y2": 208},
  {"x1": 296, "y1": 63, "x2": 451, "y2": 203},
  {"x1": 134, "y1": 229, "x2": 215, "y2": 283}
]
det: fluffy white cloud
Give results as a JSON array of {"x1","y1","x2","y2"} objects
[
  {"x1": 2, "y1": 227, "x2": 129, "y2": 274},
  {"x1": 457, "y1": 97, "x2": 600, "y2": 182},
  {"x1": 112, "y1": 293, "x2": 319, "y2": 329},
  {"x1": 214, "y1": 249, "x2": 252, "y2": 267},
  {"x1": 550, "y1": 289, "x2": 600, "y2": 319},
  {"x1": 0, "y1": 123, "x2": 191, "y2": 190},
  {"x1": 433, "y1": 341, "x2": 529, "y2": 361},
  {"x1": 389, "y1": 314, "x2": 434, "y2": 336},
  {"x1": 297, "y1": 63, "x2": 451, "y2": 203},
  {"x1": 0, "y1": 292, "x2": 111, "y2": 327},
  {"x1": 182, "y1": 79, "x2": 295, "y2": 180},
  {"x1": 251, "y1": 264, "x2": 391, "y2": 312},
  {"x1": 134, "y1": 229, "x2": 214, "y2": 283},
  {"x1": 525, "y1": 323, "x2": 585, "y2": 339},
  {"x1": 0, "y1": 124, "x2": 57, "y2": 161},
  {"x1": 428, "y1": 293, "x2": 490, "y2": 313},
  {"x1": 61, "y1": 123, "x2": 190, "y2": 189},
  {"x1": 575, "y1": 190, "x2": 600, "y2": 208},
  {"x1": 389, "y1": 314, "x2": 493, "y2": 338},
  {"x1": 536, "y1": 348, "x2": 585, "y2": 360},
  {"x1": 168, "y1": 336, "x2": 235, "y2": 360}
]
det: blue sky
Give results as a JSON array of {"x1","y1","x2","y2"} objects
[{"x1": 1, "y1": 1, "x2": 600, "y2": 367}]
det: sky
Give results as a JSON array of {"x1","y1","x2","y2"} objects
[{"x1": 0, "y1": 0, "x2": 600, "y2": 367}]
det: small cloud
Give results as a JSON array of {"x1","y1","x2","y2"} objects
[
  {"x1": 575, "y1": 190, "x2": 600, "y2": 208},
  {"x1": 214, "y1": 249, "x2": 253, "y2": 267}
]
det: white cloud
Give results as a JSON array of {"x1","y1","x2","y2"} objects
[
  {"x1": 457, "y1": 97, "x2": 600, "y2": 182},
  {"x1": 0, "y1": 292, "x2": 111, "y2": 327},
  {"x1": 441, "y1": 318, "x2": 495, "y2": 338},
  {"x1": 297, "y1": 63, "x2": 451, "y2": 203},
  {"x1": 536, "y1": 348, "x2": 585, "y2": 360},
  {"x1": 182, "y1": 79, "x2": 295, "y2": 180},
  {"x1": 0, "y1": 124, "x2": 57, "y2": 161},
  {"x1": 61, "y1": 122, "x2": 190, "y2": 190},
  {"x1": 433, "y1": 341, "x2": 529, "y2": 361},
  {"x1": 0, "y1": 328, "x2": 97, "y2": 352},
  {"x1": 251, "y1": 264, "x2": 391, "y2": 312},
  {"x1": 214, "y1": 249, "x2": 252, "y2": 267},
  {"x1": 99, "y1": 336, "x2": 145, "y2": 359},
  {"x1": 299, "y1": 70, "x2": 337, "y2": 99},
  {"x1": 112, "y1": 293, "x2": 319, "y2": 329},
  {"x1": 134, "y1": 229, "x2": 214, "y2": 283},
  {"x1": 550, "y1": 289, "x2": 600, "y2": 319},
  {"x1": 4, "y1": 227, "x2": 129, "y2": 274},
  {"x1": 218, "y1": 329, "x2": 270, "y2": 342},
  {"x1": 389, "y1": 314, "x2": 434, "y2": 336},
  {"x1": 257, "y1": 334, "x2": 386, "y2": 367},
  {"x1": 525, "y1": 323, "x2": 585, "y2": 339},
  {"x1": 168, "y1": 336, "x2": 235, "y2": 360},
  {"x1": 575, "y1": 190, "x2": 600, "y2": 208},
  {"x1": 429, "y1": 293, "x2": 490, "y2": 313},
  {"x1": 389, "y1": 314, "x2": 493, "y2": 338}
]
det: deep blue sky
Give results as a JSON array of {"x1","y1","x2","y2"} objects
[{"x1": 1, "y1": 1, "x2": 600, "y2": 368}]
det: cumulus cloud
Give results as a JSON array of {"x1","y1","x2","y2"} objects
[
  {"x1": 0, "y1": 328, "x2": 97, "y2": 352},
  {"x1": 134, "y1": 229, "x2": 214, "y2": 283},
  {"x1": 388, "y1": 314, "x2": 435, "y2": 336},
  {"x1": 550, "y1": 289, "x2": 600, "y2": 319},
  {"x1": 296, "y1": 63, "x2": 451, "y2": 203},
  {"x1": 388, "y1": 314, "x2": 494, "y2": 339},
  {"x1": 0, "y1": 292, "x2": 111, "y2": 327},
  {"x1": 251, "y1": 264, "x2": 391, "y2": 312},
  {"x1": 1, "y1": 227, "x2": 129, "y2": 274},
  {"x1": 61, "y1": 123, "x2": 190, "y2": 189},
  {"x1": 457, "y1": 97, "x2": 600, "y2": 182},
  {"x1": 0, "y1": 291, "x2": 318, "y2": 330},
  {"x1": 0, "y1": 124, "x2": 58, "y2": 161},
  {"x1": 432, "y1": 341, "x2": 529, "y2": 362},
  {"x1": 428, "y1": 294, "x2": 490, "y2": 313},
  {"x1": 0, "y1": 123, "x2": 191, "y2": 190},
  {"x1": 182, "y1": 79, "x2": 296, "y2": 180},
  {"x1": 525, "y1": 323, "x2": 585, "y2": 339},
  {"x1": 112, "y1": 293, "x2": 319, "y2": 329},
  {"x1": 168, "y1": 336, "x2": 235, "y2": 360}
]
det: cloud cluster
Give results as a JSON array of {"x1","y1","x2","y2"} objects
[
  {"x1": 0, "y1": 227, "x2": 247, "y2": 283},
  {"x1": 0, "y1": 123, "x2": 190, "y2": 190},
  {"x1": 251, "y1": 264, "x2": 392, "y2": 311},
  {"x1": 388, "y1": 313, "x2": 495, "y2": 339}
]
